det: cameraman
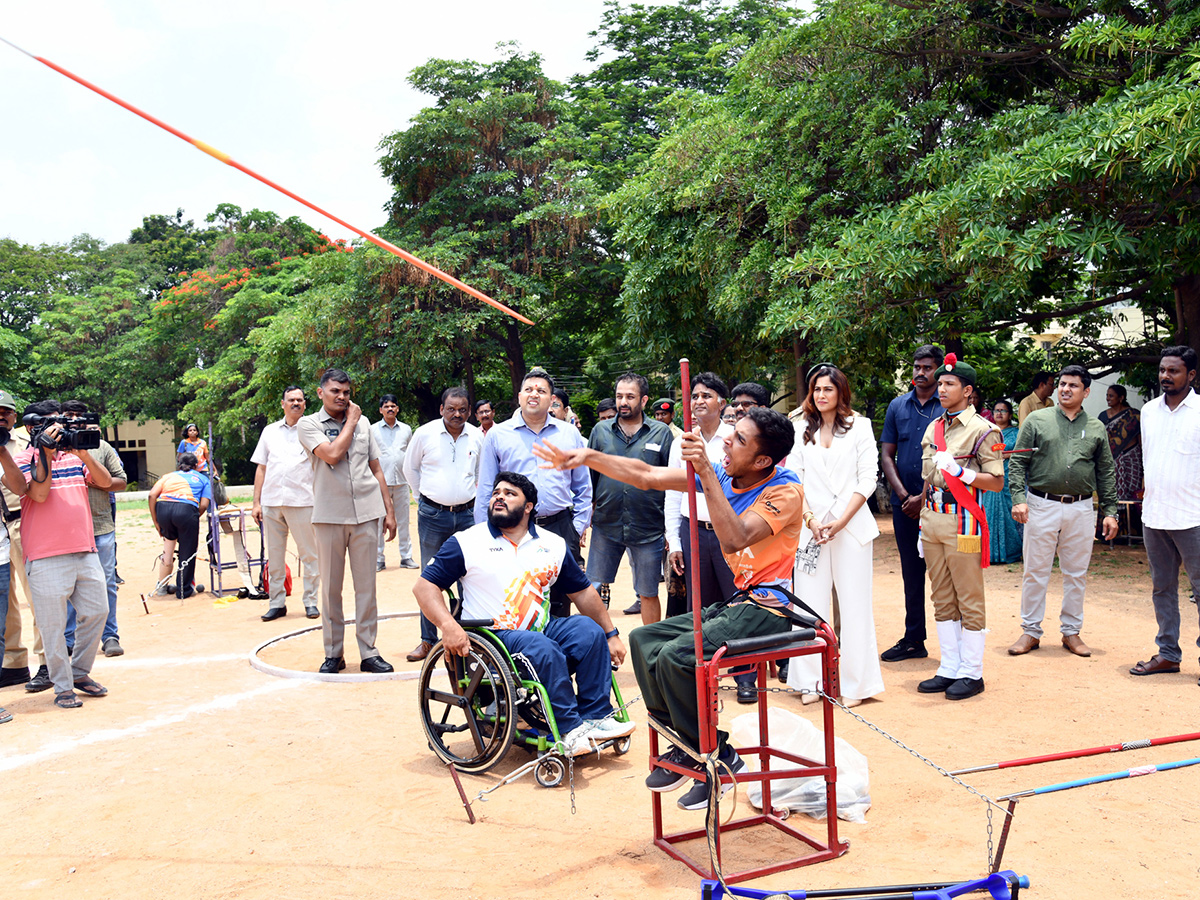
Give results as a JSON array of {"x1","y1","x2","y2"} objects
[
  {"x1": 1, "y1": 400, "x2": 113, "y2": 709},
  {"x1": 61, "y1": 401, "x2": 127, "y2": 658}
]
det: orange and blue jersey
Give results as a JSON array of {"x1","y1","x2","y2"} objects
[
  {"x1": 156, "y1": 469, "x2": 213, "y2": 508},
  {"x1": 698, "y1": 464, "x2": 806, "y2": 612}
]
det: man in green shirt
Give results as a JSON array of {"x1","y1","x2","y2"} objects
[{"x1": 1007, "y1": 365, "x2": 1118, "y2": 658}]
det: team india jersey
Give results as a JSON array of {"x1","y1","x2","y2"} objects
[{"x1": 422, "y1": 521, "x2": 591, "y2": 630}]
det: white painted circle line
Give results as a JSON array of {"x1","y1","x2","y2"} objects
[{"x1": 248, "y1": 611, "x2": 424, "y2": 682}]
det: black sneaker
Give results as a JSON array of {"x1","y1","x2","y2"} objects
[
  {"x1": 645, "y1": 745, "x2": 702, "y2": 792},
  {"x1": 26, "y1": 665, "x2": 53, "y2": 693},
  {"x1": 677, "y1": 746, "x2": 746, "y2": 810},
  {"x1": 0, "y1": 666, "x2": 30, "y2": 688},
  {"x1": 880, "y1": 638, "x2": 928, "y2": 662}
]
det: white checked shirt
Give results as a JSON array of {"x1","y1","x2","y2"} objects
[
  {"x1": 664, "y1": 422, "x2": 734, "y2": 553},
  {"x1": 1141, "y1": 388, "x2": 1200, "y2": 530},
  {"x1": 250, "y1": 419, "x2": 314, "y2": 508},
  {"x1": 403, "y1": 419, "x2": 484, "y2": 507},
  {"x1": 371, "y1": 419, "x2": 412, "y2": 487}
]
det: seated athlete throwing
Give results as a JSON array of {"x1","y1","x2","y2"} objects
[
  {"x1": 414, "y1": 471, "x2": 635, "y2": 757},
  {"x1": 535, "y1": 407, "x2": 803, "y2": 811}
]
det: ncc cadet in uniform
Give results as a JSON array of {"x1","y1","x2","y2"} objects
[{"x1": 917, "y1": 354, "x2": 1004, "y2": 700}]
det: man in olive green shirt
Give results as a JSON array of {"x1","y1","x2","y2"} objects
[{"x1": 1007, "y1": 365, "x2": 1118, "y2": 658}]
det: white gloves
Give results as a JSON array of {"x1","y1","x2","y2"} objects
[
  {"x1": 932, "y1": 450, "x2": 961, "y2": 476},
  {"x1": 933, "y1": 450, "x2": 977, "y2": 484}
]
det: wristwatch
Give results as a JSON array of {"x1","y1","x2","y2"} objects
[{"x1": 605, "y1": 627, "x2": 620, "y2": 640}]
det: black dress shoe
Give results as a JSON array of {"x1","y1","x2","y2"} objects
[
  {"x1": 917, "y1": 674, "x2": 957, "y2": 693},
  {"x1": 881, "y1": 638, "x2": 928, "y2": 662},
  {"x1": 0, "y1": 666, "x2": 30, "y2": 688},
  {"x1": 261, "y1": 607, "x2": 287, "y2": 622},
  {"x1": 305, "y1": 607, "x2": 320, "y2": 619},
  {"x1": 736, "y1": 682, "x2": 758, "y2": 705},
  {"x1": 26, "y1": 665, "x2": 53, "y2": 693},
  {"x1": 360, "y1": 656, "x2": 395, "y2": 674},
  {"x1": 945, "y1": 677, "x2": 985, "y2": 700},
  {"x1": 318, "y1": 657, "x2": 346, "y2": 674}
]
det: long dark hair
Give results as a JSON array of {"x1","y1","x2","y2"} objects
[{"x1": 802, "y1": 365, "x2": 854, "y2": 446}]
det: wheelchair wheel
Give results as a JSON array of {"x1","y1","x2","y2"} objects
[
  {"x1": 419, "y1": 633, "x2": 518, "y2": 775},
  {"x1": 534, "y1": 755, "x2": 566, "y2": 788}
]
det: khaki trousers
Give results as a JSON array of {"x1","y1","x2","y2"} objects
[
  {"x1": 262, "y1": 505, "x2": 320, "y2": 611},
  {"x1": 314, "y1": 519, "x2": 381, "y2": 660},
  {"x1": 921, "y1": 509, "x2": 986, "y2": 631},
  {"x1": 3, "y1": 519, "x2": 43, "y2": 670}
]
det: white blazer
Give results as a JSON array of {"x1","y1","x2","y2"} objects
[{"x1": 784, "y1": 415, "x2": 880, "y2": 547}]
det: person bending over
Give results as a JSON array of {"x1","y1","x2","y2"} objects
[
  {"x1": 535, "y1": 407, "x2": 803, "y2": 810},
  {"x1": 414, "y1": 472, "x2": 634, "y2": 756}
]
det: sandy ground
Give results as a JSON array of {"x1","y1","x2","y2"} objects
[{"x1": 1, "y1": 503, "x2": 1198, "y2": 899}]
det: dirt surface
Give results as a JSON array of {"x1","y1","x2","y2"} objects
[{"x1": 2, "y1": 505, "x2": 1198, "y2": 898}]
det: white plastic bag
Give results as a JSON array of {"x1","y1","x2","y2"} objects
[{"x1": 730, "y1": 706, "x2": 871, "y2": 823}]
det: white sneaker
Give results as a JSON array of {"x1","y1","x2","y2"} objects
[
  {"x1": 559, "y1": 723, "x2": 596, "y2": 757},
  {"x1": 585, "y1": 716, "x2": 636, "y2": 741}
]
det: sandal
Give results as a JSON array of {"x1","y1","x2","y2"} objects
[
  {"x1": 55, "y1": 690, "x2": 83, "y2": 709},
  {"x1": 73, "y1": 677, "x2": 108, "y2": 697},
  {"x1": 0, "y1": 706, "x2": 11, "y2": 724},
  {"x1": 1129, "y1": 655, "x2": 1180, "y2": 676}
]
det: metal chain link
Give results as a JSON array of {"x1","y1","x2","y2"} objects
[
  {"x1": 568, "y1": 752, "x2": 576, "y2": 815},
  {"x1": 720, "y1": 682, "x2": 1008, "y2": 870}
]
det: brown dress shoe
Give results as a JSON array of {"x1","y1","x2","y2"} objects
[
  {"x1": 1062, "y1": 634, "x2": 1092, "y2": 657},
  {"x1": 406, "y1": 640, "x2": 433, "y2": 662},
  {"x1": 1007, "y1": 634, "x2": 1040, "y2": 655}
]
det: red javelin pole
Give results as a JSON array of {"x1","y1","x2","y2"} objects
[
  {"x1": 950, "y1": 730, "x2": 1200, "y2": 776},
  {"x1": 680, "y1": 359, "x2": 703, "y2": 670},
  {"x1": 0, "y1": 35, "x2": 533, "y2": 327}
]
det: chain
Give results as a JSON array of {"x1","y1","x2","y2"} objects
[
  {"x1": 720, "y1": 682, "x2": 1009, "y2": 870},
  {"x1": 568, "y1": 752, "x2": 576, "y2": 815},
  {"x1": 986, "y1": 803, "x2": 994, "y2": 872}
]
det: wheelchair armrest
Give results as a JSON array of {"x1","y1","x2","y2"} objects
[
  {"x1": 459, "y1": 618, "x2": 495, "y2": 629},
  {"x1": 722, "y1": 629, "x2": 817, "y2": 657}
]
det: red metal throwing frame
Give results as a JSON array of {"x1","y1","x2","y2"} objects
[{"x1": 648, "y1": 360, "x2": 849, "y2": 883}]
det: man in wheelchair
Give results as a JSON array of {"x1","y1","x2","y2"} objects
[
  {"x1": 535, "y1": 407, "x2": 805, "y2": 810},
  {"x1": 414, "y1": 472, "x2": 635, "y2": 757}
]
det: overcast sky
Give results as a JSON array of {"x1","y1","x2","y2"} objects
[{"x1": 0, "y1": 1, "x2": 678, "y2": 248}]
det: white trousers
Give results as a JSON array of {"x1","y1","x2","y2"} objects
[
  {"x1": 787, "y1": 531, "x2": 884, "y2": 701},
  {"x1": 378, "y1": 483, "x2": 412, "y2": 562},
  {"x1": 1020, "y1": 492, "x2": 1095, "y2": 639}
]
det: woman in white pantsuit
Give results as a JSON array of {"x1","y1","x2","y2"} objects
[{"x1": 786, "y1": 364, "x2": 885, "y2": 707}]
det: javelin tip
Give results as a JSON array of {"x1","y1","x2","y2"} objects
[{"x1": 0, "y1": 34, "x2": 36, "y2": 58}]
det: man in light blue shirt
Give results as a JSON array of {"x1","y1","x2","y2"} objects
[
  {"x1": 474, "y1": 368, "x2": 591, "y2": 617},
  {"x1": 371, "y1": 394, "x2": 416, "y2": 570}
]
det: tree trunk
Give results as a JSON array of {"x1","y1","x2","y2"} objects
[
  {"x1": 1174, "y1": 273, "x2": 1200, "y2": 351},
  {"x1": 504, "y1": 318, "x2": 527, "y2": 400}
]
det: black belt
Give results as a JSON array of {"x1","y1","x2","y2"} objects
[
  {"x1": 2, "y1": 507, "x2": 18, "y2": 523},
  {"x1": 420, "y1": 495, "x2": 472, "y2": 513},
  {"x1": 926, "y1": 488, "x2": 956, "y2": 506},
  {"x1": 1029, "y1": 488, "x2": 1090, "y2": 504},
  {"x1": 535, "y1": 508, "x2": 571, "y2": 526}
]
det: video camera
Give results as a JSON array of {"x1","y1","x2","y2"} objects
[{"x1": 22, "y1": 413, "x2": 103, "y2": 452}]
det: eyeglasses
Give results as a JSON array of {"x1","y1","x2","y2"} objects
[{"x1": 730, "y1": 400, "x2": 758, "y2": 409}]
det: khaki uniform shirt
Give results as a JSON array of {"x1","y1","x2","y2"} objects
[
  {"x1": 920, "y1": 405, "x2": 1004, "y2": 489},
  {"x1": 297, "y1": 409, "x2": 384, "y2": 525}
]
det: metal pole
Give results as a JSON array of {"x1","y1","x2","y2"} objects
[
  {"x1": 681, "y1": 359, "x2": 703, "y2": 669},
  {"x1": 990, "y1": 799, "x2": 1018, "y2": 874}
]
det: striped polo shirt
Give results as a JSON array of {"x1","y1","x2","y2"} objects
[{"x1": 16, "y1": 448, "x2": 96, "y2": 560}]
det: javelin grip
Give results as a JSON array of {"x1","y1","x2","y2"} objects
[{"x1": 723, "y1": 630, "x2": 817, "y2": 656}]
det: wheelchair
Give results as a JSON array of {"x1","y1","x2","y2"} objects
[{"x1": 418, "y1": 615, "x2": 632, "y2": 788}]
